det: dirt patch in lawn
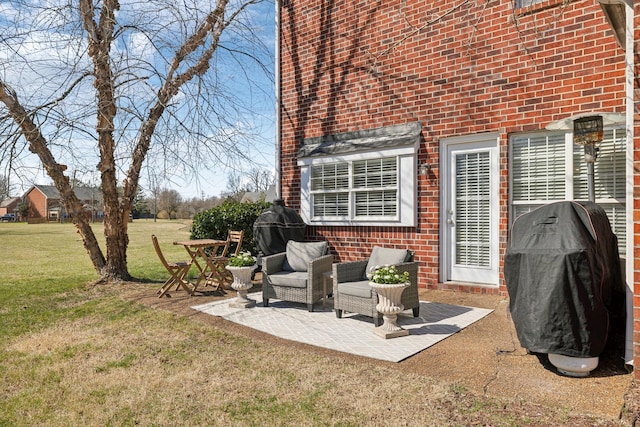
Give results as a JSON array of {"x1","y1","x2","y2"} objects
[{"x1": 118, "y1": 276, "x2": 639, "y2": 426}]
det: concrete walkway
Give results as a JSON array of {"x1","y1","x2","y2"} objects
[{"x1": 402, "y1": 289, "x2": 632, "y2": 419}]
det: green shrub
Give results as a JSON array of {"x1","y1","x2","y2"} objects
[{"x1": 190, "y1": 200, "x2": 271, "y2": 254}]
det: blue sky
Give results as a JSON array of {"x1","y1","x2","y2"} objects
[{"x1": 0, "y1": 0, "x2": 277, "y2": 200}]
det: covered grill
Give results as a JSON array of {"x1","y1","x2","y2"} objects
[
  {"x1": 504, "y1": 201, "x2": 624, "y2": 358},
  {"x1": 253, "y1": 199, "x2": 306, "y2": 256}
]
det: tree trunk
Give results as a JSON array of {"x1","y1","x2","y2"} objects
[
  {"x1": 100, "y1": 183, "x2": 132, "y2": 282},
  {"x1": 74, "y1": 210, "x2": 108, "y2": 277},
  {"x1": 81, "y1": 0, "x2": 131, "y2": 282}
]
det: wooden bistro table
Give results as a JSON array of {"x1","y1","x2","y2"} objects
[{"x1": 173, "y1": 239, "x2": 229, "y2": 293}]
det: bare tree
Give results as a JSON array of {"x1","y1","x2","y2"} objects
[
  {"x1": 246, "y1": 167, "x2": 274, "y2": 192},
  {"x1": 224, "y1": 170, "x2": 248, "y2": 200},
  {"x1": 0, "y1": 0, "x2": 273, "y2": 281},
  {"x1": 157, "y1": 188, "x2": 182, "y2": 218},
  {"x1": 176, "y1": 195, "x2": 221, "y2": 219},
  {"x1": 0, "y1": 174, "x2": 9, "y2": 200},
  {"x1": 223, "y1": 167, "x2": 272, "y2": 200}
]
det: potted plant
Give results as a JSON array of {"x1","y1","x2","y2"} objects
[
  {"x1": 367, "y1": 265, "x2": 410, "y2": 285},
  {"x1": 368, "y1": 265, "x2": 411, "y2": 338},
  {"x1": 228, "y1": 252, "x2": 257, "y2": 267},
  {"x1": 226, "y1": 252, "x2": 258, "y2": 308}
]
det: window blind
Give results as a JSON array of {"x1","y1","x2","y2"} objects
[
  {"x1": 511, "y1": 134, "x2": 566, "y2": 201},
  {"x1": 455, "y1": 151, "x2": 491, "y2": 267}
]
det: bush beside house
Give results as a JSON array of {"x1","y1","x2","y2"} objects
[{"x1": 190, "y1": 200, "x2": 271, "y2": 254}]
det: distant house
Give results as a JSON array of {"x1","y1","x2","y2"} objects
[
  {"x1": 0, "y1": 197, "x2": 21, "y2": 217},
  {"x1": 23, "y1": 184, "x2": 103, "y2": 222},
  {"x1": 240, "y1": 186, "x2": 277, "y2": 203}
]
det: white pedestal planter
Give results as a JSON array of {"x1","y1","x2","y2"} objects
[
  {"x1": 226, "y1": 264, "x2": 257, "y2": 308},
  {"x1": 369, "y1": 282, "x2": 410, "y2": 339}
]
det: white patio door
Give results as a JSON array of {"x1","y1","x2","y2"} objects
[{"x1": 441, "y1": 134, "x2": 499, "y2": 286}]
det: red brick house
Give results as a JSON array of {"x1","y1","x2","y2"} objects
[
  {"x1": 276, "y1": 1, "x2": 639, "y2": 375},
  {"x1": 23, "y1": 184, "x2": 103, "y2": 222}
]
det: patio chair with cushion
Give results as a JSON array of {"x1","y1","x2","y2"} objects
[
  {"x1": 333, "y1": 246, "x2": 419, "y2": 326},
  {"x1": 152, "y1": 234, "x2": 193, "y2": 297},
  {"x1": 262, "y1": 240, "x2": 333, "y2": 312}
]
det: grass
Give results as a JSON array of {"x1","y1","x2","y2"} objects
[{"x1": 0, "y1": 220, "x2": 625, "y2": 426}]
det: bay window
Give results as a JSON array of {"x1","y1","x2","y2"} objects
[{"x1": 298, "y1": 122, "x2": 420, "y2": 226}]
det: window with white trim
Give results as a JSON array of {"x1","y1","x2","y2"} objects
[
  {"x1": 300, "y1": 152, "x2": 416, "y2": 226},
  {"x1": 510, "y1": 129, "x2": 626, "y2": 254},
  {"x1": 311, "y1": 157, "x2": 398, "y2": 220}
]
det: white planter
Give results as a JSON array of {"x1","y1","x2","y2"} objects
[
  {"x1": 226, "y1": 264, "x2": 257, "y2": 308},
  {"x1": 548, "y1": 353, "x2": 599, "y2": 377},
  {"x1": 369, "y1": 282, "x2": 410, "y2": 339}
]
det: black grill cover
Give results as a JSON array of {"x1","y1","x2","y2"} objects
[
  {"x1": 504, "y1": 201, "x2": 624, "y2": 358},
  {"x1": 253, "y1": 200, "x2": 306, "y2": 256}
]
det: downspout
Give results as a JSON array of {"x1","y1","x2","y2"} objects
[
  {"x1": 274, "y1": 0, "x2": 282, "y2": 199},
  {"x1": 623, "y1": 0, "x2": 634, "y2": 371}
]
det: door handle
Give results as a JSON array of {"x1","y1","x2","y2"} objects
[{"x1": 447, "y1": 209, "x2": 455, "y2": 226}]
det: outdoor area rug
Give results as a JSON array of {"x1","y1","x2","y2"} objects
[{"x1": 192, "y1": 293, "x2": 493, "y2": 362}]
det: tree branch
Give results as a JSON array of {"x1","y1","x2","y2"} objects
[{"x1": 122, "y1": 0, "x2": 262, "y2": 203}]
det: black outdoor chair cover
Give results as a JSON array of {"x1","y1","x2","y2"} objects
[
  {"x1": 504, "y1": 201, "x2": 624, "y2": 358},
  {"x1": 253, "y1": 199, "x2": 306, "y2": 256}
]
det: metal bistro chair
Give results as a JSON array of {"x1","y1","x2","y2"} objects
[{"x1": 152, "y1": 234, "x2": 193, "y2": 297}]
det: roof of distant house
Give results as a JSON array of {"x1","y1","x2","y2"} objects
[
  {"x1": 0, "y1": 197, "x2": 21, "y2": 208},
  {"x1": 240, "y1": 185, "x2": 277, "y2": 203},
  {"x1": 240, "y1": 191, "x2": 264, "y2": 203},
  {"x1": 26, "y1": 184, "x2": 103, "y2": 203}
]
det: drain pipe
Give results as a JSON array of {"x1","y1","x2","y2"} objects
[
  {"x1": 274, "y1": 0, "x2": 282, "y2": 200},
  {"x1": 622, "y1": 0, "x2": 634, "y2": 372},
  {"x1": 591, "y1": 0, "x2": 635, "y2": 370}
]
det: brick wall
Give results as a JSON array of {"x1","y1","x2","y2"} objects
[
  {"x1": 279, "y1": 0, "x2": 626, "y2": 286},
  {"x1": 26, "y1": 188, "x2": 47, "y2": 219}
]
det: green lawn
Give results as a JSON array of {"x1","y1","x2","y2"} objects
[{"x1": 0, "y1": 220, "x2": 192, "y2": 342}]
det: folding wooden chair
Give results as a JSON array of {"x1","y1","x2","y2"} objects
[
  {"x1": 204, "y1": 230, "x2": 244, "y2": 290},
  {"x1": 222, "y1": 230, "x2": 244, "y2": 257},
  {"x1": 152, "y1": 235, "x2": 193, "y2": 297}
]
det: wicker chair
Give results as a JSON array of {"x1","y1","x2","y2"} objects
[
  {"x1": 333, "y1": 246, "x2": 419, "y2": 326},
  {"x1": 262, "y1": 240, "x2": 332, "y2": 312}
]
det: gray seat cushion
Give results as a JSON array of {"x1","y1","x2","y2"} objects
[
  {"x1": 283, "y1": 240, "x2": 328, "y2": 272},
  {"x1": 268, "y1": 271, "x2": 308, "y2": 288},
  {"x1": 363, "y1": 247, "x2": 411, "y2": 280},
  {"x1": 337, "y1": 280, "x2": 374, "y2": 298}
]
